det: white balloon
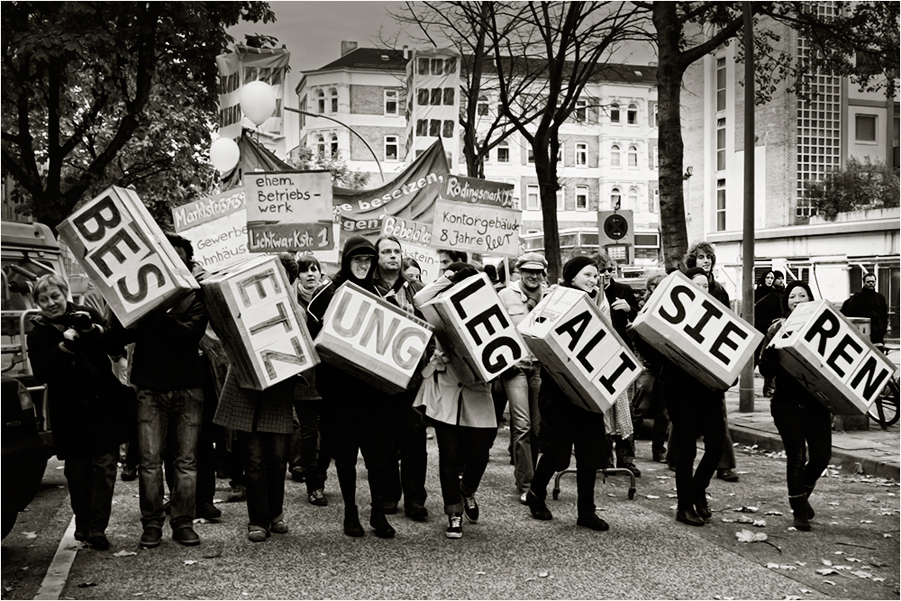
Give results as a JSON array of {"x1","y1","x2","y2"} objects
[
  {"x1": 209, "y1": 137, "x2": 240, "y2": 173},
  {"x1": 240, "y1": 81, "x2": 277, "y2": 126}
]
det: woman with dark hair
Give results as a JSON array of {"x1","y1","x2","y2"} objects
[
  {"x1": 307, "y1": 236, "x2": 397, "y2": 538},
  {"x1": 754, "y1": 270, "x2": 783, "y2": 397},
  {"x1": 413, "y1": 262, "x2": 495, "y2": 539},
  {"x1": 524, "y1": 256, "x2": 611, "y2": 532},
  {"x1": 401, "y1": 257, "x2": 423, "y2": 284},
  {"x1": 758, "y1": 280, "x2": 830, "y2": 531},
  {"x1": 754, "y1": 271, "x2": 776, "y2": 304},
  {"x1": 27, "y1": 274, "x2": 127, "y2": 550}
]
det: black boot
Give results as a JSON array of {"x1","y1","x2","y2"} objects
[
  {"x1": 694, "y1": 492, "x2": 712, "y2": 521},
  {"x1": 369, "y1": 503, "x2": 396, "y2": 539},
  {"x1": 343, "y1": 506, "x2": 364, "y2": 537},
  {"x1": 789, "y1": 495, "x2": 811, "y2": 531},
  {"x1": 804, "y1": 485, "x2": 816, "y2": 520}
]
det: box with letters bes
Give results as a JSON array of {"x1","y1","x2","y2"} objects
[
  {"x1": 631, "y1": 270, "x2": 763, "y2": 391},
  {"x1": 202, "y1": 255, "x2": 318, "y2": 390},
  {"x1": 57, "y1": 186, "x2": 198, "y2": 328},
  {"x1": 518, "y1": 286, "x2": 642, "y2": 414},
  {"x1": 314, "y1": 281, "x2": 433, "y2": 395},
  {"x1": 418, "y1": 272, "x2": 529, "y2": 384},
  {"x1": 768, "y1": 299, "x2": 895, "y2": 415}
]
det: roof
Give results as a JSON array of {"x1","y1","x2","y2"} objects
[{"x1": 303, "y1": 47, "x2": 656, "y2": 85}]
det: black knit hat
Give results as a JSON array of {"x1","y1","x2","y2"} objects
[
  {"x1": 562, "y1": 256, "x2": 596, "y2": 284},
  {"x1": 683, "y1": 267, "x2": 707, "y2": 281}
]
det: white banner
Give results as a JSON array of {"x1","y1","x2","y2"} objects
[
  {"x1": 217, "y1": 44, "x2": 290, "y2": 140},
  {"x1": 405, "y1": 48, "x2": 461, "y2": 169}
]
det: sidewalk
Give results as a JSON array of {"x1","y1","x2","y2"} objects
[{"x1": 724, "y1": 374, "x2": 900, "y2": 481}]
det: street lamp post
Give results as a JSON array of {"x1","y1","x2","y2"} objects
[{"x1": 739, "y1": 2, "x2": 756, "y2": 413}]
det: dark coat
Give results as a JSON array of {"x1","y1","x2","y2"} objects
[
  {"x1": 758, "y1": 320, "x2": 825, "y2": 411},
  {"x1": 841, "y1": 288, "x2": 889, "y2": 344},
  {"x1": 27, "y1": 303, "x2": 126, "y2": 458},
  {"x1": 754, "y1": 290, "x2": 783, "y2": 335},
  {"x1": 603, "y1": 279, "x2": 640, "y2": 344}
]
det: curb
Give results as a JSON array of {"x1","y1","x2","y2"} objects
[{"x1": 729, "y1": 424, "x2": 900, "y2": 482}]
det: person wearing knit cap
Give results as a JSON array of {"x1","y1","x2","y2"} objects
[
  {"x1": 497, "y1": 253, "x2": 548, "y2": 504},
  {"x1": 306, "y1": 236, "x2": 397, "y2": 539},
  {"x1": 758, "y1": 280, "x2": 831, "y2": 531},
  {"x1": 524, "y1": 256, "x2": 611, "y2": 532}
]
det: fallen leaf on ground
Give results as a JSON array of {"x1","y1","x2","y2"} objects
[
  {"x1": 752, "y1": 519, "x2": 767, "y2": 527},
  {"x1": 816, "y1": 568, "x2": 838, "y2": 575},
  {"x1": 539, "y1": 572, "x2": 549, "y2": 578},
  {"x1": 666, "y1": 494, "x2": 678, "y2": 498},
  {"x1": 795, "y1": 562, "x2": 806, "y2": 566},
  {"x1": 183, "y1": 560, "x2": 197, "y2": 566},
  {"x1": 873, "y1": 577, "x2": 886, "y2": 582},
  {"x1": 736, "y1": 529, "x2": 768, "y2": 543},
  {"x1": 800, "y1": 589, "x2": 812, "y2": 593},
  {"x1": 722, "y1": 518, "x2": 736, "y2": 523},
  {"x1": 823, "y1": 580, "x2": 836, "y2": 586},
  {"x1": 883, "y1": 534, "x2": 892, "y2": 538},
  {"x1": 476, "y1": 571, "x2": 485, "y2": 576},
  {"x1": 525, "y1": 578, "x2": 536, "y2": 583},
  {"x1": 783, "y1": 596, "x2": 801, "y2": 600},
  {"x1": 22, "y1": 532, "x2": 36, "y2": 539},
  {"x1": 112, "y1": 550, "x2": 137, "y2": 557},
  {"x1": 847, "y1": 558, "x2": 861, "y2": 563},
  {"x1": 734, "y1": 506, "x2": 759, "y2": 513},
  {"x1": 737, "y1": 516, "x2": 754, "y2": 524},
  {"x1": 765, "y1": 511, "x2": 784, "y2": 516},
  {"x1": 852, "y1": 571, "x2": 872, "y2": 579},
  {"x1": 828, "y1": 502, "x2": 839, "y2": 506},
  {"x1": 859, "y1": 520, "x2": 874, "y2": 524},
  {"x1": 821, "y1": 559, "x2": 833, "y2": 566},
  {"x1": 645, "y1": 495, "x2": 660, "y2": 499},
  {"x1": 766, "y1": 563, "x2": 796, "y2": 571}
]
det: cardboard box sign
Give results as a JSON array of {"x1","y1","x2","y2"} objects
[
  {"x1": 202, "y1": 256, "x2": 318, "y2": 390},
  {"x1": 419, "y1": 272, "x2": 529, "y2": 384},
  {"x1": 518, "y1": 286, "x2": 642, "y2": 414},
  {"x1": 57, "y1": 186, "x2": 198, "y2": 328},
  {"x1": 632, "y1": 270, "x2": 763, "y2": 391},
  {"x1": 314, "y1": 281, "x2": 433, "y2": 394},
  {"x1": 768, "y1": 300, "x2": 896, "y2": 415}
]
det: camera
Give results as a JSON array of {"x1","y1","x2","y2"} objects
[{"x1": 67, "y1": 311, "x2": 93, "y2": 331}]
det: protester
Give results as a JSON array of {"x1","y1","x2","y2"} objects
[
  {"x1": 524, "y1": 256, "x2": 611, "y2": 531},
  {"x1": 413, "y1": 262, "x2": 496, "y2": 539},
  {"x1": 437, "y1": 249, "x2": 467, "y2": 271},
  {"x1": 291, "y1": 255, "x2": 331, "y2": 507},
  {"x1": 754, "y1": 270, "x2": 783, "y2": 398},
  {"x1": 111, "y1": 234, "x2": 207, "y2": 548},
  {"x1": 27, "y1": 274, "x2": 128, "y2": 551},
  {"x1": 841, "y1": 272, "x2": 889, "y2": 344},
  {"x1": 402, "y1": 257, "x2": 423, "y2": 285},
  {"x1": 307, "y1": 236, "x2": 396, "y2": 538},
  {"x1": 772, "y1": 270, "x2": 785, "y2": 293},
  {"x1": 682, "y1": 242, "x2": 739, "y2": 483},
  {"x1": 754, "y1": 271, "x2": 776, "y2": 304},
  {"x1": 373, "y1": 235, "x2": 429, "y2": 521},
  {"x1": 631, "y1": 273, "x2": 669, "y2": 462},
  {"x1": 758, "y1": 280, "x2": 831, "y2": 531},
  {"x1": 594, "y1": 251, "x2": 641, "y2": 477},
  {"x1": 497, "y1": 252, "x2": 547, "y2": 504}
]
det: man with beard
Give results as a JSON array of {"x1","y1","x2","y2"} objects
[{"x1": 842, "y1": 272, "x2": 889, "y2": 344}]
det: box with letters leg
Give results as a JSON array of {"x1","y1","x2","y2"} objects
[{"x1": 202, "y1": 255, "x2": 318, "y2": 390}]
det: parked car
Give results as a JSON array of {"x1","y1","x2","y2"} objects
[{"x1": 2, "y1": 374, "x2": 50, "y2": 538}]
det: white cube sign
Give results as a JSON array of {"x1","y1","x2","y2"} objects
[
  {"x1": 518, "y1": 286, "x2": 642, "y2": 413},
  {"x1": 631, "y1": 270, "x2": 763, "y2": 391}
]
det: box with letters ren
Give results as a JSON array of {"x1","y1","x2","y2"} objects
[
  {"x1": 202, "y1": 255, "x2": 318, "y2": 390},
  {"x1": 57, "y1": 186, "x2": 198, "y2": 328},
  {"x1": 518, "y1": 286, "x2": 642, "y2": 413},
  {"x1": 768, "y1": 299, "x2": 895, "y2": 415}
]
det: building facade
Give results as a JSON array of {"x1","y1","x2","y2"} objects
[{"x1": 295, "y1": 42, "x2": 660, "y2": 267}]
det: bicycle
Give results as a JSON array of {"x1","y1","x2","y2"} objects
[{"x1": 868, "y1": 345, "x2": 900, "y2": 429}]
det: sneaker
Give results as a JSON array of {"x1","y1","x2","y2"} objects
[
  {"x1": 717, "y1": 469, "x2": 739, "y2": 482},
  {"x1": 445, "y1": 513, "x2": 463, "y2": 539},
  {"x1": 577, "y1": 512, "x2": 609, "y2": 532},
  {"x1": 461, "y1": 490, "x2": 479, "y2": 523},
  {"x1": 172, "y1": 527, "x2": 200, "y2": 547},
  {"x1": 308, "y1": 489, "x2": 328, "y2": 506},
  {"x1": 270, "y1": 520, "x2": 288, "y2": 535},
  {"x1": 87, "y1": 533, "x2": 110, "y2": 550},
  {"x1": 247, "y1": 528, "x2": 268, "y2": 543},
  {"x1": 525, "y1": 491, "x2": 553, "y2": 521},
  {"x1": 140, "y1": 527, "x2": 162, "y2": 549}
]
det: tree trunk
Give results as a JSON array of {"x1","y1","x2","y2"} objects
[
  {"x1": 532, "y1": 134, "x2": 562, "y2": 284},
  {"x1": 654, "y1": 3, "x2": 689, "y2": 272}
]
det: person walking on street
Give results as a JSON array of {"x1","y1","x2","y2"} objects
[
  {"x1": 497, "y1": 252, "x2": 547, "y2": 504},
  {"x1": 524, "y1": 256, "x2": 612, "y2": 532},
  {"x1": 759, "y1": 281, "x2": 832, "y2": 531},
  {"x1": 28, "y1": 274, "x2": 129, "y2": 551},
  {"x1": 754, "y1": 270, "x2": 783, "y2": 398},
  {"x1": 841, "y1": 272, "x2": 889, "y2": 345},
  {"x1": 307, "y1": 236, "x2": 397, "y2": 539},
  {"x1": 413, "y1": 262, "x2": 496, "y2": 539}
]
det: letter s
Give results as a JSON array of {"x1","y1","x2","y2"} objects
[{"x1": 658, "y1": 284, "x2": 695, "y2": 325}]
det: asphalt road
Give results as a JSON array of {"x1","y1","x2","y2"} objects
[{"x1": 3, "y1": 430, "x2": 899, "y2": 600}]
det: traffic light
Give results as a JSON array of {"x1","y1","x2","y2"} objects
[{"x1": 598, "y1": 210, "x2": 634, "y2": 264}]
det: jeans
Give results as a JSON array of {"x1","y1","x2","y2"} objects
[
  {"x1": 385, "y1": 399, "x2": 428, "y2": 507},
  {"x1": 65, "y1": 447, "x2": 118, "y2": 536},
  {"x1": 137, "y1": 388, "x2": 203, "y2": 530},
  {"x1": 502, "y1": 364, "x2": 541, "y2": 494},
  {"x1": 666, "y1": 392, "x2": 725, "y2": 509},
  {"x1": 433, "y1": 422, "x2": 495, "y2": 514},
  {"x1": 240, "y1": 430, "x2": 290, "y2": 531},
  {"x1": 291, "y1": 399, "x2": 332, "y2": 493},
  {"x1": 771, "y1": 400, "x2": 832, "y2": 497}
]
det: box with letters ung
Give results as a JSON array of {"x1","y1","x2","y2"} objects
[
  {"x1": 57, "y1": 186, "x2": 198, "y2": 328},
  {"x1": 202, "y1": 255, "x2": 318, "y2": 390},
  {"x1": 518, "y1": 286, "x2": 642, "y2": 414},
  {"x1": 631, "y1": 270, "x2": 763, "y2": 391},
  {"x1": 768, "y1": 299, "x2": 895, "y2": 415},
  {"x1": 418, "y1": 272, "x2": 529, "y2": 384},
  {"x1": 314, "y1": 281, "x2": 433, "y2": 395}
]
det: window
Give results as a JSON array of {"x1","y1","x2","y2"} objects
[
  {"x1": 611, "y1": 187, "x2": 621, "y2": 210},
  {"x1": 416, "y1": 119, "x2": 427, "y2": 136},
  {"x1": 330, "y1": 134, "x2": 338, "y2": 158},
  {"x1": 557, "y1": 147, "x2": 563, "y2": 163},
  {"x1": 430, "y1": 88, "x2": 442, "y2": 106},
  {"x1": 443, "y1": 88, "x2": 455, "y2": 106},
  {"x1": 556, "y1": 188, "x2": 565, "y2": 211},
  {"x1": 575, "y1": 99, "x2": 587, "y2": 122},
  {"x1": 856, "y1": 114, "x2": 877, "y2": 142},
  {"x1": 716, "y1": 178, "x2": 726, "y2": 231},
  {"x1": 627, "y1": 104, "x2": 637, "y2": 124},
  {"x1": 628, "y1": 187, "x2": 638, "y2": 210},
  {"x1": 651, "y1": 103, "x2": 657, "y2": 128},
  {"x1": 526, "y1": 185, "x2": 540, "y2": 210},
  {"x1": 317, "y1": 90, "x2": 325, "y2": 114},
  {"x1": 497, "y1": 141, "x2": 509, "y2": 163},
  {"x1": 429, "y1": 119, "x2": 440, "y2": 137},
  {"x1": 316, "y1": 135, "x2": 325, "y2": 156},
  {"x1": 384, "y1": 90, "x2": 398, "y2": 116},
  {"x1": 716, "y1": 118, "x2": 726, "y2": 171},
  {"x1": 431, "y1": 59, "x2": 443, "y2": 75},
  {"x1": 527, "y1": 148, "x2": 535, "y2": 164},
  {"x1": 329, "y1": 88, "x2": 338, "y2": 113},
  {"x1": 417, "y1": 58, "x2": 429, "y2": 75},
  {"x1": 418, "y1": 89, "x2": 429, "y2": 106},
  {"x1": 611, "y1": 144, "x2": 620, "y2": 167},
  {"x1": 628, "y1": 145, "x2": 638, "y2": 167},
  {"x1": 652, "y1": 146, "x2": 659, "y2": 170},
  {"x1": 649, "y1": 188, "x2": 658, "y2": 213},
  {"x1": 385, "y1": 135, "x2": 398, "y2": 162},
  {"x1": 576, "y1": 185, "x2": 589, "y2": 211},
  {"x1": 442, "y1": 120, "x2": 454, "y2": 138},
  {"x1": 716, "y1": 57, "x2": 726, "y2": 112},
  {"x1": 477, "y1": 95, "x2": 489, "y2": 116},
  {"x1": 610, "y1": 103, "x2": 620, "y2": 123},
  {"x1": 575, "y1": 143, "x2": 588, "y2": 166}
]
